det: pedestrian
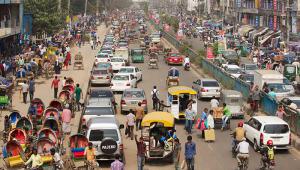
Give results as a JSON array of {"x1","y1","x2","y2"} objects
[
  {"x1": 64, "y1": 52, "x2": 71, "y2": 70},
  {"x1": 75, "y1": 83, "x2": 83, "y2": 111},
  {"x1": 207, "y1": 110, "x2": 215, "y2": 129},
  {"x1": 54, "y1": 59, "x2": 61, "y2": 75},
  {"x1": 90, "y1": 39, "x2": 94, "y2": 50},
  {"x1": 28, "y1": 77, "x2": 35, "y2": 102},
  {"x1": 135, "y1": 134, "x2": 146, "y2": 170},
  {"x1": 135, "y1": 102, "x2": 144, "y2": 131},
  {"x1": 126, "y1": 109, "x2": 135, "y2": 140},
  {"x1": 185, "y1": 104, "x2": 196, "y2": 134},
  {"x1": 221, "y1": 103, "x2": 232, "y2": 131},
  {"x1": 151, "y1": 86, "x2": 159, "y2": 111},
  {"x1": 200, "y1": 108, "x2": 208, "y2": 138},
  {"x1": 185, "y1": 135, "x2": 196, "y2": 170},
  {"x1": 111, "y1": 154, "x2": 124, "y2": 170},
  {"x1": 268, "y1": 88, "x2": 277, "y2": 100},
  {"x1": 252, "y1": 86, "x2": 260, "y2": 112},
  {"x1": 20, "y1": 80, "x2": 29, "y2": 104},
  {"x1": 210, "y1": 96, "x2": 219, "y2": 109},
  {"x1": 51, "y1": 76, "x2": 60, "y2": 98},
  {"x1": 62, "y1": 104, "x2": 72, "y2": 135},
  {"x1": 276, "y1": 105, "x2": 286, "y2": 119},
  {"x1": 50, "y1": 148, "x2": 64, "y2": 169},
  {"x1": 174, "y1": 138, "x2": 181, "y2": 170}
]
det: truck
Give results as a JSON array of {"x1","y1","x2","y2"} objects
[
  {"x1": 114, "y1": 47, "x2": 129, "y2": 65},
  {"x1": 253, "y1": 70, "x2": 283, "y2": 89}
]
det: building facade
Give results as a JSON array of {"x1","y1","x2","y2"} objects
[{"x1": 187, "y1": 0, "x2": 199, "y2": 11}]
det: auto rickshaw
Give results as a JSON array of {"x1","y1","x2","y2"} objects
[
  {"x1": 141, "y1": 112, "x2": 175, "y2": 162},
  {"x1": 0, "y1": 86, "x2": 11, "y2": 109},
  {"x1": 131, "y1": 48, "x2": 145, "y2": 63},
  {"x1": 220, "y1": 90, "x2": 244, "y2": 119},
  {"x1": 284, "y1": 64, "x2": 299, "y2": 82},
  {"x1": 148, "y1": 52, "x2": 159, "y2": 69},
  {"x1": 166, "y1": 86, "x2": 197, "y2": 120},
  {"x1": 69, "y1": 134, "x2": 89, "y2": 159}
]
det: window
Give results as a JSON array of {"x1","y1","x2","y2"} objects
[
  {"x1": 89, "y1": 129, "x2": 119, "y2": 141},
  {"x1": 202, "y1": 81, "x2": 219, "y2": 87},
  {"x1": 84, "y1": 107, "x2": 114, "y2": 116},
  {"x1": 263, "y1": 124, "x2": 289, "y2": 134},
  {"x1": 119, "y1": 68, "x2": 134, "y2": 73},
  {"x1": 93, "y1": 70, "x2": 108, "y2": 74},
  {"x1": 113, "y1": 75, "x2": 129, "y2": 81},
  {"x1": 90, "y1": 90, "x2": 113, "y2": 98}
]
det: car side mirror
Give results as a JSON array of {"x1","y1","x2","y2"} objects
[{"x1": 119, "y1": 124, "x2": 124, "y2": 129}]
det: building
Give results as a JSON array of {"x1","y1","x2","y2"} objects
[
  {"x1": 0, "y1": 0, "x2": 24, "y2": 58},
  {"x1": 187, "y1": 0, "x2": 199, "y2": 11}
]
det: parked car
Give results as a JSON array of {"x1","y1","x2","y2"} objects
[
  {"x1": 224, "y1": 65, "x2": 242, "y2": 78},
  {"x1": 120, "y1": 88, "x2": 147, "y2": 114},
  {"x1": 110, "y1": 74, "x2": 137, "y2": 92},
  {"x1": 119, "y1": 66, "x2": 142, "y2": 81},
  {"x1": 91, "y1": 68, "x2": 112, "y2": 86},
  {"x1": 244, "y1": 116, "x2": 291, "y2": 151},
  {"x1": 267, "y1": 83, "x2": 294, "y2": 99},
  {"x1": 192, "y1": 78, "x2": 221, "y2": 99},
  {"x1": 95, "y1": 53, "x2": 111, "y2": 64},
  {"x1": 239, "y1": 74, "x2": 254, "y2": 83},
  {"x1": 111, "y1": 57, "x2": 126, "y2": 71},
  {"x1": 82, "y1": 98, "x2": 115, "y2": 124},
  {"x1": 165, "y1": 52, "x2": 184, "y2": 65},
  {"x1": 86, "y1": 117, "x2": 124, "y2": 161}
]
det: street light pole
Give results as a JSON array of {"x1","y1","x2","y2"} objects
[
  {"x1": 286, "y1": 0, "x2": 290, "y2": 46},
  {"x1": 84, "y1": 0, "x2": 88, "y2": 17}
]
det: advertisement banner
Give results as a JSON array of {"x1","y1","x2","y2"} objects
[
  {"x1": 206, "y1": 47, "x2": 214, "y2": 59},
  {"x1": 273, "y1": 16, "x2": 277, "y2": 30}
]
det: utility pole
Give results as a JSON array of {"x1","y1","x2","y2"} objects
[
  {"x1": 84, "y1": 0, "x2": 88, "y2": 16},
  {"x1": 286, "y1": 0, "x2": 290, "y2": 45},
  {"x1": 58, "y1": 0, "x2": 61, "y2": 12},
  {"x1": 68, "y1": 0, "x2": 71, "y2": 15},
  {"x1": 96, "y1": 0, "x2": 99, "y2": 16}
]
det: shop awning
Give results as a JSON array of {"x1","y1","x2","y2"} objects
[
  {"x1": 238, "y1": 25, "x2": 254, "y2": 36},
  {"x1": 259, "y1": 31, "x2": 281, "y2": 46}
]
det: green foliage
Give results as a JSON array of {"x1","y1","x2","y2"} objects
[
  {"x1": 24, "y1": 0, "x2": 65, "y2": 35},
  {"x1": 212, "y1": 42, "x2": 218, "y2": 57}
]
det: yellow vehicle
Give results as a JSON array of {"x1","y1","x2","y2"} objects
[
  {"x1": 167, "y1": 86, "x2": 197, "y2": 120},
  {"x1": 141, "y1": 112, "x2": 175, "y2": 161}
]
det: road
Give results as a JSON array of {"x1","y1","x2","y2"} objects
[{"x1": 1, "y1": 23, "x2": 300, "y2": 170}]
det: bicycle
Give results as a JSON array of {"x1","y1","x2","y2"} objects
[{"x1": 238, "y1": 157, "x2": 249, "y2": 170}]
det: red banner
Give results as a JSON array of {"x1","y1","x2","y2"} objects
[
  {"x1": 273, "y1": 16, "x2": 277, "y2": 30},
  {"x1": 206, "y1": 47, "x2": 214, "y2": 59}
]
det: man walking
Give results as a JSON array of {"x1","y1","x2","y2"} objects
[
  {"x1": 51, "y1": 76, "x2": 60, "y2": 98},
  {"x1": 126, "y1": 109, "x2": 135, "y2": 140},
  {"x1": 135, "y1": 134, "x2": 146, "y2": 170},
  {"x1": 151, "y1": 86, "x2": 159, "y2": 111},
  {"x1": 75, "y1": 83, "x2": 83, "y2": 111},
  {"x1": 28, "y1": 77, "x2": 35, "y2": 102},
  {"x1": 185, "y1": 135, "x2": 196, "y2": 170},
  {"x1": 62, "y1": 104, "x2": 72, "y2": 135},
  {"x1": 185, "y1": 105, "x2": 196, "y2": 134},
  {"x1": 135, "y1": 102, "x2": 144, "y2": 131},
  {"x1": 20, "y1": 81, "x2": 29, "y2": 104},
  {"x1": 174, "y1": 138, "x2": 181, "y2": 170},
  {"x1": 111, "y1": 154, "x2": 124, "y2": 170}
]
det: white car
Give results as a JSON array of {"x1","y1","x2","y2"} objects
[
  {"x1": 111, "y1": 57, "x2": 126, "y2": 71},
  {"x1": 244, "y1": 116, "x2": 291, "y2": 151},
  {"x1": 119, "y1": 66, "x2": 142, "y2": 81},
  {"x1": 101, "y1": 49, "x2": 113, "y2": 58},
  {"x1": 192, "y1": 78, "x2": 221, "y2": 99},
  {"x1": 224, "y1": 65, "x2": 242, "y2": 78},
  {"x1": 110, "y1": 73, "x2": 137, "y2": 92},
  {"x1": 95, "y1": 53, "x2": 111, "y2": 65}
]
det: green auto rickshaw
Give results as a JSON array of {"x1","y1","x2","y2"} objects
[{"x1": 130, "y1": 48, "x2": 145, "y2": 63}]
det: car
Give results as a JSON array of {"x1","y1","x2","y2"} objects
[
  {"x1": 165, "y1": 52, "x2": 184, "y2": 65},
  {"x1": 89, "y1": 88, "x2": 116, "y2": 108},
  {"x1": 267, "y1": 83, "x2": 294, "y2": 99},
  {"x1": 86, "y1": 117, "x2": 124, "y2": 161},
  {"x1": 150, "y1": 32, "x2": 161, "y2": 43},
  {"x1": 82, "y1": 98, "x2": 115, "y2": 124},
  {"x1": 241, "y1": 63, "x2": 258, "y2": 74},
  {"x1": 118, "y1": 42, "x2": 128, "y2": 48},
  {"x1": 120, "y1": 88, "x2": 147, "y2": 114},
  {"x1": 192, "y1": 78, "x2": 221, "y2": 99},
  {"x1": 283, "y1": 78, "x2": 296, "y2": 95},
  {"x1": 110, "y1": 73, "x2": 137, "y2": 92},
  {"x1": 239, "y1": 74, "x2": 254, "y2": 83},
  {"x1": 94, "y1": 62, "x2": 112, "y2": 73},
  {"x1": 222, "y1": 50, "x2": 239, "y2": 65},
  {"x1": 244, "y1": 116, "x2": 291, "y2": 151},
  {"x1": 104, "y1": 36, "x2": 115, "y2": 43},
  {"x1": 111, "y1": 57, "x2": 126, "y2": 71},
  {"x1": 281, "y1": 97, "x2": 300, "y2": 112},
  {"x1": 100, "y1": 49, "x2": 113, "y2": 58},
  {"x1": 95, "y1": 53, "x2": 111, "y2": 64},
  {"x1": 224, "y1": 65, "x2": 242, "y2": 78},
  {"x1": 90, "y1": 68, "x2": 112, "y2": 86},
  {"x1": 118, "y1": 66, "x2": 142, "y2": 81}
]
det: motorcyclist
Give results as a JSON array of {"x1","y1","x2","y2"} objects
[
  {"x1": 183, "y1": 56, "x2": 190, "y2": 68},
  {"x1": 235, "y1": 137, "x2": 249, "y2": 168},
  {"x1": 260, "y1": 140, "x2": 275, "y2": 169},
  {"x1": 232, "y1": 121, "x2": 245, "y2": 145}
]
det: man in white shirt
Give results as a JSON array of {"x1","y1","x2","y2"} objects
[
  {"x1": 50, "y1": 148, "x2": 64, "y2": 169},
  {"x1": 210, "y1": 96, "x2": 219, "y2": 109},
  {"x1": 183, "y1": 56, "x2": 190, "y2": 67},
  {"x1": 126, "y1": 109, "x2": 135, "y2": 140},
  {"x1": 236, "y1": 137, "x2": 249, "y2": 166}
]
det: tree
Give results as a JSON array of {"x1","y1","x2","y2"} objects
[{"x1": 24, "y1": 0, "x2": 65, "y2": 35}]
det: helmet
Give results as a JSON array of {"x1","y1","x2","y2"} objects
[
  {"x1": 238, "y1": 121, "x2": 244, "y2": 127},
  {"x1": 267, "y1": 140, "x2": 273, "y2": 146}
]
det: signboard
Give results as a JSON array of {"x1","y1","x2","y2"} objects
[
  {"x1": 217, "y1": 41, "x2": 225, "y2": 54},
  {"x1": 206, "y1": 47, "x2": 214, "y2": 59}
]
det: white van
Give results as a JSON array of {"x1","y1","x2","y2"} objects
[
  {"x1": 86, "y1": 117, "x2": 124, "y2": 161},
  {"x1": 244, "y1": 116, "x2": 291, "y2": 151}
]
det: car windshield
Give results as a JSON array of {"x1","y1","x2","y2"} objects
[
  {"x1": 132, "y1": 50, "x2": 143, "y2": 55},
  {"x1": 263, "y1": 124, "x2": 289, "y2": 134},
  {"x1": 93, "y1": 70, "x2": 108, "y2": 74},
  {"x1": 245, "y1": 65, "x2": 258, "y2": 70},
  {"x1": 89, "y1": 129, "x2": 119, "y2": 141},
  {"x1": 113, "y1": 75, "x2": 129, "y2": 80},
  {"x1": 119, "y1": 68, "x2": 134, "y2": 73},
  {"x1": 111, "y1": 58, "x2": 124, "y2": 62},
  {"x1": 96, "y1": 63, "x2": 110, "y2": 68},
  {"x1": 97, "y1": 54, "x2": 109, "y2": 58},
  {"x1": 84, "y1": 107, "x2": 114, "y2": 115},
  {"x1": 226, "y1": 67, "x2": 241, "y2": 74},
  {"x1": 124, "y1": 91, "x2": 144, "y2": 98},
  {"x1": 102, "y1": 50, "x2": 112, "y2": 54},
  {"x1": 223, "y1": 51, "x2": 237, "y2": 57},
  {"x1": 90, "y1": 90, "x2": 113, "y2": 98},
  {"x1": 170, "y1": 53, "x2": 179, "y2": 57},
  {"x1": 244, "y1": 75, "x2": 254, "y2": 82},
  {"x1": 202, "y1": 81, "x2": 219, "y2": 87},
  {"x1": 119, "y1": 43, "x2": 127, "y2": 47},
  {"x1": 268, "y1": 84, "x2": 289, "y2": 92},
  {"x1": 151, "y1": 34, "x2": 160, "y2": 38}
]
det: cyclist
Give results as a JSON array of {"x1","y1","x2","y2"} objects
[
  {"x1": 235, "y1": 137, "x2": 249, "y2": 168},
  {"x1": 84, "y1": 142, "x2": 97, "y2": 168}
]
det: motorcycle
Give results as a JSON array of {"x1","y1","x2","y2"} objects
[
  {"x1": 238, "y1": 156, "x2": 249, "y2": 170},
  {"x1": 260, "y1": 155, "x2": 275, "y2": 170},
  {"x1": 184, "y1": 63, "x2": 190, "y2": 71}
]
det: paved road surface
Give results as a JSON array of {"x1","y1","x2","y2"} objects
[{"x1": 1, "y1": 23, "x2": 300, "y2": 170}]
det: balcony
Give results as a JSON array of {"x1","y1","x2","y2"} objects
[{"x1": 0, "y1": 20, "x2": 20, "y2": 38}]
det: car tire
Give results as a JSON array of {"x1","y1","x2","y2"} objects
[{"x1": 253, "y1": 139, "x2": 260, "y2": 152}]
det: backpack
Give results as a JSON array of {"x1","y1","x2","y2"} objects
[{"x1": 152, "y1": 90, "x2": 158, "y2": 101}]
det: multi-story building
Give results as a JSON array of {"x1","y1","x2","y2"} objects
[
  {"x1": 0, "y1": 0, "x2": 23, "y2": 58},
  {"x1": 187, "y1": 0, "x2": 199, "y2": 11}
]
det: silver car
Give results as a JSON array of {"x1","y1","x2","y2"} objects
[
  {"x1": 91, "y1": 68, "x2": 112, "y2": 86},
  {"x1": 120, "y1": 88, "x2": 148, "y2": 114},
  {"x1": 193, "y1": 78, "x2": 221, "y2": 99}
]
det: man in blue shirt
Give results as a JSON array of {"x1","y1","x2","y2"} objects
[
  {"x1": 268, "y1": 88, "x2": 277, "y2": 100},
  {"x1": 185, "y1": 135, "x2": 196, "y2": 170}
]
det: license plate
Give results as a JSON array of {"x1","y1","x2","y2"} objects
[
  {"x1": 272, "y1": 138, "x2": 281, "y2": 142},
  {"x1": 131, "y1": 101, "x2": 137, "y2": 104},
  {"x1": 116, "y1": 83, "x2": 123, "y2": 86}
]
